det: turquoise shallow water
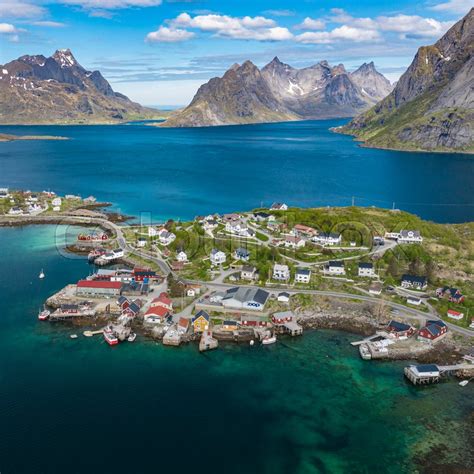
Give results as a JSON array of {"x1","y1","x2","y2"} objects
[
  {"x1": 0, "y1": 120, "x2": 473, "y2": 223},
  {"x1": 0, "y1": 226, "x2": 473, "y2": 473}
]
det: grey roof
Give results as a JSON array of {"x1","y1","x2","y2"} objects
[
  {"x1": 401, "y1": 274, "x2": 427, "y2": 284},
  {"x1": 400, "y1": 230, "x2": 421, "y2": 238},
  {"x1": 329, "y1": 260, "x2": 344, "y2": 267},
  {"x1": 359, "y1": 262, "x2": 373, "y2": 269},
  {"x1": 241, "y1": 265, "x2": 256, "y2": 273},
  {"x1": 235, "y1": 247, "x2": 250, "y2": 256},
  {"x1": 415, "y1": 364, "x2": 439, "y2": 373},
  {"x1": 223, "y1": 287, "x2": 269, "y2": 305},
  {"x1": 296, "y1": 268, "x2": 310, "y2": 275},
  {"x1": 278, "y1": 292, "x2": 290, "y2": 297}
]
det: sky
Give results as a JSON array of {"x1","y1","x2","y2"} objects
[{"x1": 0, "y1": 0, "x2": 472, "y2": 106}]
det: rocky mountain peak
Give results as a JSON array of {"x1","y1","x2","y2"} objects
[{"x1": 52, "y1": 49, "x2": 78, "y2": 68}]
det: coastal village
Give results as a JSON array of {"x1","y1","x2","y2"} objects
[{"x1": 1, "y1": 188, "x2": 473, "y2": 385}]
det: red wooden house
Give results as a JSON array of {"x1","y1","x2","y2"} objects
[{"x1": 417, "y1": 320, "x2": 448, "y2": 342}]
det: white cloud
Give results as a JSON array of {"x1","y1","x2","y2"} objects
[
  {"x1": 295, "y1": 17, "x2": 326, "y2": 30},
  {"x1": 146, "y1": 26, "x2": 195, "y2": 43},
  {"x1": 327, "y1": 9, "x2": 453, "y2": 39},
  {"x1": 0, "y1": 23, "x2": 18, "y2": 33},
  {"x1": 296, "y1": 25, "x2": 380, "y2": 44},
  {"x1": 0, "y1": 2, "x2": 45, "y2": 19},
  {"x1": 167, "y1": 12, "x2": 293, "y2": 41},
  {"x1": 61, "y1": 0, "x2": 162, "y2": 9},
  {"x1": 377, "y1": 15, "x2": 454, "y2": 37},
  {"x1": 32, "y1": 21, "x2": 67, "y2": 28},
  {"x1": 430, "y1": 0, "x2": 474, "y2": 14}
]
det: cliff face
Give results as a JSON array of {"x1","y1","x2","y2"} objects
[
  {"x1": 342, "y1": 9, "x2": 474, "y2": 153},
  {"x1": 0, "y1": 49, "x2": 160, "y2": 124},
  {"x1": 163, "y1": 58, "x2": 392, "y2": 127}
]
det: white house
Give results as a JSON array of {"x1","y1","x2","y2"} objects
[
  {"x1": 270, "y1": 203, "x2": 288, "y2": 211},
  {"x1": 398, "y1": 230, "x2": 423, "y2": 244},
  {"x1": 148, "y1": 226, "x2": 159, "y2": 237},
  {"x1": 158, "y1": 230, "x2": 176, "y2": 246},
  {"x1": 312, "y1": 232, "x2": 342, "y2": 246},
  {"x1": 51, "y1": 197, "x2": 62, "y2": 207},
  {"x1": 284, "y1": 236, "x2": 305, "y2": 249},
  {"x1": 273, "y1": 263, "x2": 290, "y2": 281},
  {"x1": 401, "y1": 274, "x2": 427, "y2": 291},
  {"x1": 234, "y1": 247, "x2": 250, "y2": 261},
  {"x1": 27, "y1": 203, "x2": 43, "y2": 214},
  {"x1": 407, "y1": 296, "x2": 422, "y2": 306},
  {"x1": 295, "y1": 268, "x2": 311, "y2": 284},
  {"x1": 277, "y1": 292, "x2": 290, "y2": 303},
  {"x1": 8, "y1": 206, "x2": 22, "y2": 215},
  {"x1": 176, "y1": 251, "x2": 188, "y2": 262},
  {"x1": 225, "y1": 220, "x2": 254, "y2": 238},
  {"x1": 210, "y1": 249, "x2": 226, "y2": 265},
  {"x1": 326, "y1": 261, "x2": 345, "y2": 275},
  {"x1": 241, "y1": 265, "x2": 257, "y2": 280},
  {"x1": 137, "y1": 238, "x2": 147, "y2": 248},
  {"x1": 358, "y1": 262, "x2": 375, "y2": 277}
]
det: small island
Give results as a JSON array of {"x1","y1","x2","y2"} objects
[{"x1": 0, "y1": 133, "x2": 69, "y2": 142}]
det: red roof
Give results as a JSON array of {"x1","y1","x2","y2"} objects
[
  {"x1": 77, "y1": 280, "x2": 122, "y2": 289},
  {"x1": 153, "y1": 292, "x2": 172, "y2": 306},
  {"x1": 178, "y1": 317, "x2": 189, "y2": 329},
  {"x1": 447, "y1": 309, "x2": 462, "y2": 316},
  {"x1": 145, "y1": 306, "x2": 169, "y2": 317}
]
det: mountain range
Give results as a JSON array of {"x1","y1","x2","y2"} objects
[
  {"x1": 0, "y1": 49, "x2": 160, "y2": 124},
  {"x1": 162, "y1": 58, "x2": 392, "y2": 127},
  {"x1": 340, "y1": 8, "x2": 474, "y2": 153}
]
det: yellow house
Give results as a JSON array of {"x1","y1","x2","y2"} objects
[{"x1": 192, "y1": 310, "x2": 210, "y2": 333}]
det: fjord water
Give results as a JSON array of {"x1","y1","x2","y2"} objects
[
  {"x1": 0, "y1": 226, "x2": 473, "y2": 473},
  {"x1": 1, "y1": 120, "x2": 474, "y2": 223}
]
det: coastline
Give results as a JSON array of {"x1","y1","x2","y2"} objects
[{"x1": 330, "y1": 126, "x2": 474, "y2": 155}]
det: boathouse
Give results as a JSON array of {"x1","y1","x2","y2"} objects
[
  {"x1": 387, "y1": 320, "x2": 415, "y2": 338},
  {"x1": 76, "y1": 280, "x2": 122, "y2": 297}
]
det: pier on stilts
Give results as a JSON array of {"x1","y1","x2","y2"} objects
[{"x1": 404, "y1": 363, "x2": 474, "y2": 385}]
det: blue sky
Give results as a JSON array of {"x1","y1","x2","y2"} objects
[{"x1": 0, "y1": 0, "x2": 471, "y2": 105}]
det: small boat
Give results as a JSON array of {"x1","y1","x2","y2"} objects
[
  {"x1": 38, "y1": 308, "x2": 50, "y2": 321},
  {"x1": 127, "y1": 332, "x2": 137, "y2": 342},
  {"x1": 459, "y1": 379, "x2": 470, "y2": 387},
  {"x1": 249, "y1": 339, "x2": 255, "y2": 346},
  {"x1": 262, "y1": 335, "x2": 277, "y2": 345},
  {"x1": 103, "y1": 329, "x2": 119, "y2": 346},
  {"x1": 70, "y1": 334, "x2": 78, "y2": 339},
  {"x1": 39, "y1": 269, "x2": 45, "y2": 279}
]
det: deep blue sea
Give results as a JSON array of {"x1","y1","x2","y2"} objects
[
  {"x1": 0, "y1": 121, "x2": 473, "y2": 473},
  {"x1": 0, "y1": 120, "x2": 473, "y2": 223}
]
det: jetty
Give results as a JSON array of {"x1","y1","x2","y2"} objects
[
  {"x1": 404, "y1": 363, "x2": 474, "y2": 385},
  {"x1": 199, "y1": 330, "x2": 218, "y2": 352}
]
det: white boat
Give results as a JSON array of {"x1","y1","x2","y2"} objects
[
  {"x1": 249, "y1": 339, "x2": 255, "y2": 346},
  {"x1": 70, "y1": 334, "x2": 78, "y2": 339},
  {"x1": 127, "y1": 332, "x2": 137, "y2": 342},
  {"x1": 38, "y1": 308, "x2": 50, "y2": 321},
  {"x1": 39, "y1": 269, "x2": 45, "y2": 279},
  {"x1": 459, "y1": 379, "x2": 471, "y2": 387},
  {"x1": 262, "y1": 335, "x2": 277, "y2": 345},
  {"x1": 103, "y1": 329, "x2": 119, "y2": 346}
]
